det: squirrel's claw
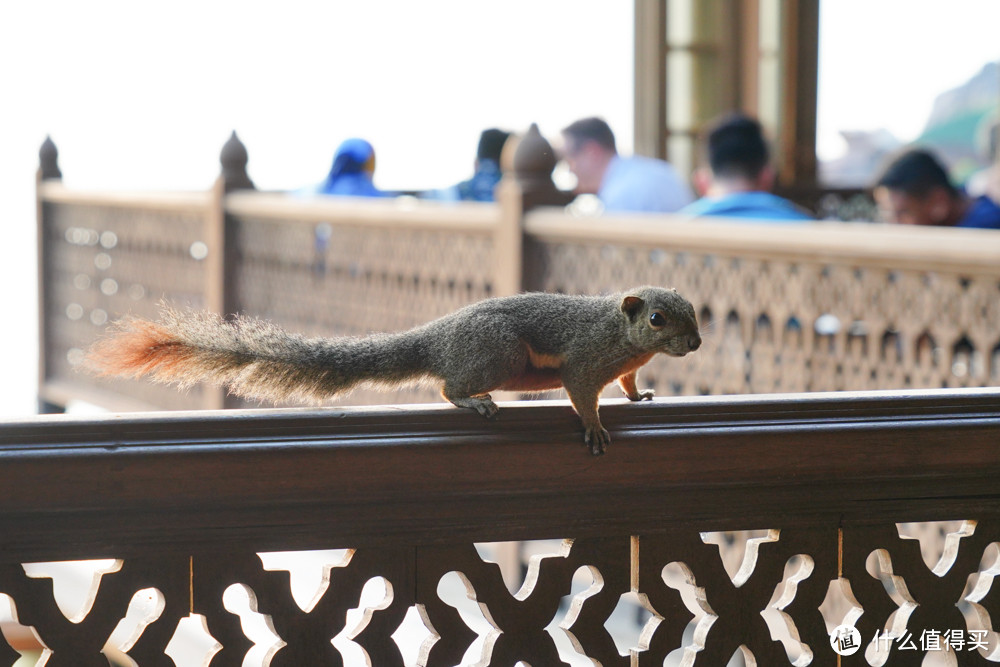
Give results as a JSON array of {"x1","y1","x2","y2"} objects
[
  {"x1": 629, "y1": 389, "x2": 655, "y2": 401},
  {"x1": 585, "y1": 426, "x2": 611, "y2": 456},
  {"x1": 477, "y1": 399, "x2": 500, "y2": 419}
]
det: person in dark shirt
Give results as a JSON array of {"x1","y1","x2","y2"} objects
[{"x1": 874, "y1": 148, "x2": 1000, "y2": 229}]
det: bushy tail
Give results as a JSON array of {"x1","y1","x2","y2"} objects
[{"x1": 84, "y1": 307, "x2": 433, "y2": 404}]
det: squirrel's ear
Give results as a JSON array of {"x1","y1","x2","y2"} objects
[{"x1": 621, "y1": 295, "x2": 645, "y2": 321}]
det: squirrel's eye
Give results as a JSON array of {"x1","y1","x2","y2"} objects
[{"x1": 649, "y1": 312, "x2": 666, "y2": 328}]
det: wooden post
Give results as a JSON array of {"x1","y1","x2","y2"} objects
[
  {"x1": 494, "y1": 136, "x2": 524, "y2": 299},
  {"x1": 204, "y1": 132, "x2": 255, "y2": 409},
  {"x1": 494, "y1": 124, "x2": 574, "y2": 298},
  {"x1": 36, "y1": 137, "x2": 63, "y2": 413}
]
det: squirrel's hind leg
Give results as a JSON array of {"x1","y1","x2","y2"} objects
[
  {"x1": 439, "y1": 340, "x2": 530, "y2": 420},
  {"x1": 442, "y1": 387, "x2": 500, "y2": 419}
]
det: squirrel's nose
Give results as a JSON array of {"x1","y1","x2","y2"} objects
[{"x1": 688, "y1": 335, "x2": 701, "y2": 351}]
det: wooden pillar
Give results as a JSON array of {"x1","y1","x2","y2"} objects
[
  {"x1": 634, "y1": 0, "x2": 667, "y2": 160},
  {"x1": 204, "y1": 131, "x2": 255, "y2": 409},
  {"x1": 36, "y1": 137, "x2": 64, "y2": 413},
  {"x1": 777, "y1": 0, "x2": 819, "y2": 187}
]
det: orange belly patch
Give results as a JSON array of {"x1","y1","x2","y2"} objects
[
  {"x1": 497, "y1": 343, "x2": 566, "y2": 392},
  {"x1": 526, "y1": 345, "x2": 565, "y2": 369}
]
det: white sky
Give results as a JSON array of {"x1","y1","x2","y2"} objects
[
  {"x1": 0, "y1": 1, "x2": 997, "y2": 419},
  {"x1": 817, "y1": 0, "x2": 1000, "y2": 159},
  {"x1": 1, "y1": 0, "x2": 634, "y2": 193},
  {"x1": 0, "y1": 1, "x2": 634, "y2": 418}
]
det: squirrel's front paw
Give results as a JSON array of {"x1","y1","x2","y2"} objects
[
  {"x1": 584, "y1": 426, "x2": 611, "y2": 456},
  {"x1": 628, "y1": 389, "x2": 655, "y2": 402}
]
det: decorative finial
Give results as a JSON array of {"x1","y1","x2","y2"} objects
[
  {"x1": 513, "y1": 123, "x2": 557, "y2": 183},
  {"x1": 509, "y1": 123, "x2": 573, "y2": 210},
  {"x1": 219, "y1": 131, "x2": 255, "y2": 192},
  {"x1": 39, "y1": 136, "x2": 62, "y2": 181}
]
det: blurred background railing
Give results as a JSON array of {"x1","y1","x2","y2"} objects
[{"x1": 35, "y1": 129, "x2": 1000, "y2": 414}]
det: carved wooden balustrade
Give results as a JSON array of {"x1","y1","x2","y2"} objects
[
  {"x1": 2, "y1": 389, "x2": 1000, "y2": 665},
  {"x1": 35, "y1": 132, "x2": 527, "y2": 413},
  {"x1": 35, "y1": 132, "x2": 1000, "y2": 417},
  {"x1": 35, "y1": 133, "x2": 1000, "y2": 415}
]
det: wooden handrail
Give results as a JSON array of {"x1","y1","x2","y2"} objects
[
  {"x1": 37, "y1": 180, "x2": 212, "y2": 213},
  {"x1": 3, "y1": 388, "x2": 999, "y2": 562},
  {"x1": 224, "y1": 190, "x2": 500, "y2": 232},
  {"x1": 525, "y1": 208, "x2": 1000, "y2": 274}
]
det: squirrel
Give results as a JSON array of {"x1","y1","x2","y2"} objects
[{"x1": 84, "y1": 286, "x2": 701, "y2": 455}]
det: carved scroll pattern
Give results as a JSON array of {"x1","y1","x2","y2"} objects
[
  {"x1": 0, "y1": 555, "x2": 189, "y2": 666},
  {"x1": 2, "y1": 520, "x2": 997, "y2": 665},
  {"x1": 844, "y1": 521, "x2": 1000, "y2": 665},
  {"x1": 525, "y1": 239, "x2": 1000, "y2": 398}
]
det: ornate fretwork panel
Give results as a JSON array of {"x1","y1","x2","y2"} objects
[
  {"x1": 3, "y1": 520, "x2": 997, "y2": 665},
  {"x1": 42, "y1": 200, "x2": 211, "y2": 410},
  {"x1": 228, "y1": 217, "x2": 496, "y2": 408},
  {"x1": 525, "y1": 238, "x2": 1000, "y2": 398}
]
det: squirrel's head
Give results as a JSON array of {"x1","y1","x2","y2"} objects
[{"x1": 620, "y1": 286, "x2": 701, "y2": 357}]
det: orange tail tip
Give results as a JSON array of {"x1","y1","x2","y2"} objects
[{"x1": 84, "y1": 318, "x2": 197, "y2": 382}]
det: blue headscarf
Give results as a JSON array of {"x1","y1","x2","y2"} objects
[{"x1": 319, "y1": 138, "x2": 386, "y2": 197}]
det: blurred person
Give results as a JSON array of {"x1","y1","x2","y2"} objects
[
  {"x1": 454, "y1": 128, "x2": 511, "y2": 201},
  {"x1": 314, "y1": 138, "x2": 389, "y2": 198},
  {"x1": 426, "y1": 128, "x2": 511, "y2": 202},
  {"x1": 874, "y1": 148, "x2": 1000, "y2": 229},
  {"x1": 680, "y1": 113, "x2": 813, "y2": 221},
  {"x1": 560, "y1": 117, "x2": 692, "y2": 213}
]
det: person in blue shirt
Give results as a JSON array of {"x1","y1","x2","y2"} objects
[
  {"x1": 680, "y1": 113, "x2": 813, "y2": 222},
  {"x1": 316, "y1": 138, "x2": 388, "y2": 198},
  {"x1": 874, "y1": 148, "x2": 1000, "y2": 229},
  {"x1": 561, "y1": 117, "x2": 692, "y2": 213}
]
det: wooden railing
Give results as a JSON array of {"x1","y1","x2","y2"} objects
[
  {"x1": 2, "y1": 389, "x2": 1000, "y2": 664},
  {"x1": 524, "y1": 210, "x2": 1000, "y2": 398},
  {"x1": 35, "y1": 130, "x2": 1000, "y2": 415}
]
